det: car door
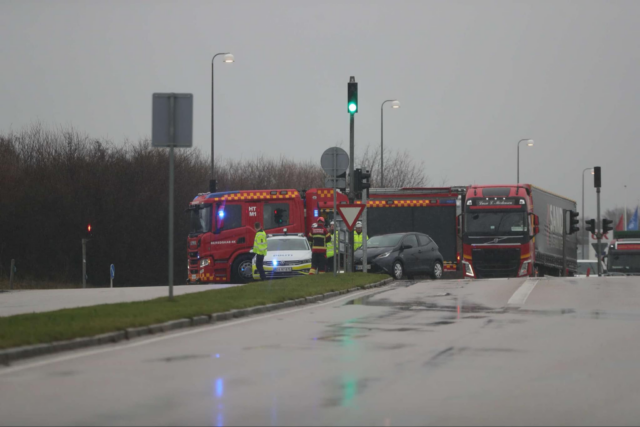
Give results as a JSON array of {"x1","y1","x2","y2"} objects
[
  {"x1": 417, "y1": 234, "x2": 435, "y2": 273},
  {"x1": 399, "y1": 234, "x2": 420, "y2": 273}
]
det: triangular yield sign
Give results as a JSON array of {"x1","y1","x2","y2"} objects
[{"x1": 337, "y1": 204, "x2": 365, "y2": 231}]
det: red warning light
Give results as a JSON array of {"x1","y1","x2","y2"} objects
[{"x1": 87, "y1": 224, "x2": 92, "y2": 233}]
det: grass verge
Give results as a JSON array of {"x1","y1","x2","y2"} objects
[{"x1": 0, "y1": 273, "x2": 386, "y2": 350}]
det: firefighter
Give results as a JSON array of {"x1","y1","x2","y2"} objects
[
  {"x1": 353, "y1": 221, "x2": 368, "y2": 251},
  {"x1": 252, "y1": 222, "x2": 267, "y2": 281},
  {"x1": 325, "y1": 221, "x2": 335, "y2": 272},
  {"x1": 308, "y1": 217, "x2": 331, "y2": 274}
]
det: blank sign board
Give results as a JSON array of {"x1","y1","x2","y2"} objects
[{"x1": 152, "y1": 93, "x2": 193, "y2": 147}]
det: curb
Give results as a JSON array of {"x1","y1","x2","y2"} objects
[{"x1": 0, "y1": 277, "x2": 394, "y2": 366}]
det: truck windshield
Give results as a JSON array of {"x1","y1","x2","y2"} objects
[
  {"x1": 466, "y1": 211, "x2": 528, "y2": 235},
  {"x1": 609, "y1": 253, "x2": 640, "y2": 273},
  {"x1": 267, "y1": 239, "x2": 309, "y2": 251},
  {"x1": 367, "y1": 234, "x2": 404, "y2": 248},
  {"x1": 189, "y1": 205, "x2": 212, "y2": 235}
]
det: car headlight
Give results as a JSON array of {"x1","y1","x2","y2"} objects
[
  {"x1": 199, "y1": 258, "x2": 211, "y2": 268},
  {"x1": 375, "y1": 251, "x2": 391, "y2": 260},
  {"x1": 463, "y1": 261, "x2": 474, "y2": 277},
  {"x1": 519, "y1": 260, "x2": 531, "y2": 276},
  {"x1": 301, "y1": 259, "x2": 312, "y2": 264}
]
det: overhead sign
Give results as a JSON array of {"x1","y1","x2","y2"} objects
[{"x1": 337, "y1": 204, "x2": 365, "y2": 231}]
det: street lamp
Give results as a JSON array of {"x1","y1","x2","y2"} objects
[
  {"x1": 210, "y1": 52, "x2": 234, "y2": 192},
  {"x1": 516, "y1": 139, "x2": 534, "y2": 184},
  {"x1": 380, "y1": 99, "x2": 400, "y2": 187},
  {"x1": 582, "y1": 167, "x2": 594, "y2": 258}
]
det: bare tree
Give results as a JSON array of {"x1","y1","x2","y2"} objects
[{"x1": 355, "y1": 144, "x2": 438, "y2": 188}]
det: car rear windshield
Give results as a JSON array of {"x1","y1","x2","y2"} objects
[
  {"x1": 367, "y1": 234, "x2": 404, "y2": 248},
  {"x1": 267, "y1": 238, "x2": 309, "y2": 251}
]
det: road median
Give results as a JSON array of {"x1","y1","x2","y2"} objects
[{"x1": 0, "y1": 274, "x2": 392, "y2": 364}]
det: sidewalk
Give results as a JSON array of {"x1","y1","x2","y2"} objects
[{"x1": 0, "y1": 284, "x2": 239, "y2": 317}]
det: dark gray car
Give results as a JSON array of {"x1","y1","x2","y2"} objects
[{"x1": 354, "y1": 232, "x2": 444, "y2": 280}]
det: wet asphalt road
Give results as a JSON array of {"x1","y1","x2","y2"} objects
[{"x1": 2, "y1": 276, "x2": 640, "y2": 426}]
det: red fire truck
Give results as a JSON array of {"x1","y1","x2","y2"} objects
[{"x1": 186, "y1": 188, "x2": 348, "y2": 284}]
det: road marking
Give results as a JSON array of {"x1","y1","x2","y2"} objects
[
  {"x1": 507, "y1": 280, "x2": 539, "y2": 308},
  {"x1": 0, "y1": 286, "x2": 390, "y2": 376}
]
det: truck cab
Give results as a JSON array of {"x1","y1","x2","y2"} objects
[
  {"x1": 461, "y1": 185, "x2": 540, "y2": 278},
  {"x1": 605, "y1": 231, "x2": 640, "y2": 276},
  {"x1": 187, "y1": 190, "x2": 305, "y2": 284}
]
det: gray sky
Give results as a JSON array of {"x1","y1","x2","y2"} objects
[{"x1": 2, "y1": 0, "x2": 639, "y2": 219}]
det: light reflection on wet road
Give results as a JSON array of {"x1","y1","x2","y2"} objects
[{"x1": 2, "y1": 277, "x2": 640, "y2": 426}]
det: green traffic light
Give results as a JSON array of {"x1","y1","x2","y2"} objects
[{"x1": 348, "y1": 102, "x2": 357, "y2": 113}]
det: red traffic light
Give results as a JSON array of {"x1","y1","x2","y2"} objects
[{"x1": 87, "y1": 224, "x2": 92, "y2": 233}]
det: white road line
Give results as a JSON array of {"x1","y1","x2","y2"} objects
[
  {"x1": 0, "y1": 286, "x2": 387, "y2": 376},
  {"x1": 507, "y1": 280, "x2": 539, "y2": 308}
]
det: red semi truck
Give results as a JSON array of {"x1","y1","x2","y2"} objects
[
  {"x1": 461, "y1": 184, "x2": 578, "y2": 278},
  {"x1": 186, "y1": 188, "x2": 348, "y2": 284}
]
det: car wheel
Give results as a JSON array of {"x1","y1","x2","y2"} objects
[
  {"x1": 431, "y1": 261, "x2": 443, "y2": 280},
  {"x1": 232, "y1": 254, "x2": 255, "y2": 283},
  {"x1": 392, "y1": 261, "x2": 404, "y2": 280}
]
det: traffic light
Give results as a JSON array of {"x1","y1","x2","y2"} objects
[
  {"x1": 353, "y1": 168, "x2": 362, "y2": 195},
  {"x1": 594, "y1": 166, "x2": 601, "y2": 188},
  {"x1": 602, "y1": 218, "x2": 613, "y2": 234},
  {"x1": 84, "y1": 224, "x2": 93, "y2": 239},
  {"x1": 348, "y1": 81, "x2": 358, "y2": 114},
  {"x1": 585, "y1": 219, "x2": 596, "y2": 235},
  {"x1": 361, "y1": 169, "x2": 371, "y2": 193},
  {"x1": 568, "y1": 210, "x2": 580, "y2": 235},
  {"x1": 274, "y1": 208, "x2": 285, "y2": 225}
]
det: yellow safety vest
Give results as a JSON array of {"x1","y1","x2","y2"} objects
[
  {"x1": 354, "y1": 232, "x2": 367, "y2": 251},
  {"x1": 253, "y1": 230, "x2": 268, "y2": 256},
  {"x1": 326, "y1": 240, "x2": 334, "y2": 257}
]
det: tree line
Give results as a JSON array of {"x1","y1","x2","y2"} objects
[{"x1": 0, "y1": 124, "x2": 431, "y2": 287}]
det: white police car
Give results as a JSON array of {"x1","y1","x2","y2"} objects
[{"x1": 252, "y1": 232, "x2": 312, "y2": 280}]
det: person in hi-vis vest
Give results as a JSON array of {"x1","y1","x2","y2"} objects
[{"x1": 353, "y1": 221, "x2": 368, "y2": 251}]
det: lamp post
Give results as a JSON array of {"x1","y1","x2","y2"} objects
[
  {"x1": 210, "y1": 52, "x2": 234, "y2": 192},
  {"x1": 517, "y1": 139, "x2": 534, "y2": 184},
  {"x1": 380, "y1": 99, "x2": 400, "y2": 188},
  {"x1": 582, "y1": 167, "x2": 594, "y2": 258}
]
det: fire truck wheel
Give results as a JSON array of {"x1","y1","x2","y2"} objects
[
  {"x1": 392, "y1": 261, "x2": 404, "y2": 280},
  {"x1": 431, "y1": 261, "x2": 443, "y2": 280},
  {"x1": 232, "y1": 254, "x2": 255, "y2": 283}
]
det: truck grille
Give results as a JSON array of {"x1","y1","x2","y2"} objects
[{"x1": 472, "y1": 248, "x2": 521, "y2": 278}]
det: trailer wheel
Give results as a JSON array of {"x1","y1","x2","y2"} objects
[
  {"x1": 431, "y1": 261, "x2": 443, "y2": 280},
  {"x1": 392, "y1": 261, "x2": 404, "y2": 280},
  {"x1": 232, "y1": 254, "x2": 254, "y2": 284}
]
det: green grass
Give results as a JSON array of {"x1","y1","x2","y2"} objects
[{"x1": 0, "y1": 273, "x2": 386, "y2": 350}]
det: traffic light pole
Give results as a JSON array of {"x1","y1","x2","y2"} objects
[
  {"x1": 348, "y1": 111, "x2": 355, "y2": 273},
  {"x1": 596, "y1": 187, "x2": 602, "y2": 277}
]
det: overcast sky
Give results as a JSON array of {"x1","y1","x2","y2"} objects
[{"x1": 2, "y1": 0, "x2": 639, "y2": 219}]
